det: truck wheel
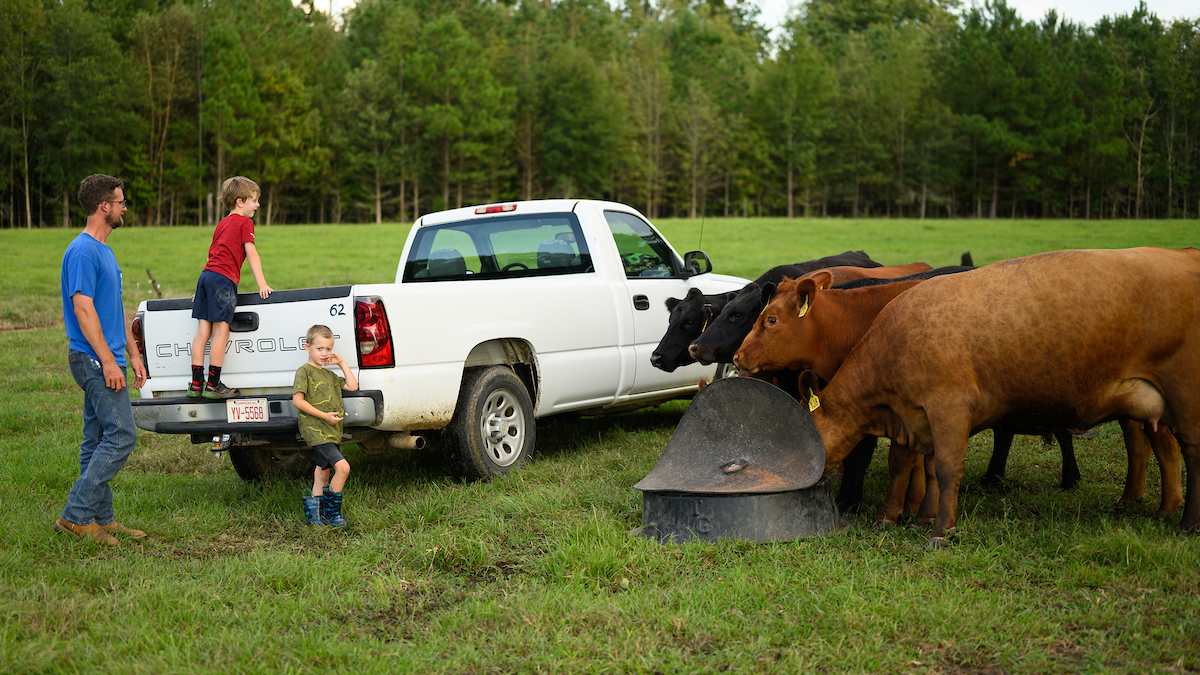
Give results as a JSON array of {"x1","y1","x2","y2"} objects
[
  {"x1": 447, "y1": 366, "x2": 536, "y2": 481},
  {"x1": 713, "y1": 362, "x2": 739, "y2": 380},
  {"x1": 227, "y1": 445, "x2": 316, "y2": 481}
]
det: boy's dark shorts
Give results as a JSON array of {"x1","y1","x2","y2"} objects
[
  {"x1": 192, "y1": 270, "x2": 238, "y2": 323},
  {"x1": 313, "y1": 442, "x2": 345, "y2": 470}
]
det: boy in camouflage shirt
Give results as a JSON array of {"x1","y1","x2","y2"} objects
[{"x1": 293, "y1": 325, "x2": 359, "y2": 526}]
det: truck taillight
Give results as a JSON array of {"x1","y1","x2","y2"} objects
[
  {"x1": 355, "y1": 296, "x2": 394, "y2": 369},
  {"x1": 130, "y1": 311, "x2": 150, "y2": 377}
]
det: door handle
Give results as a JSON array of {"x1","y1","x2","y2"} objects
[
  {"x1": 633, "y1": 295, "x2": 650, "y2": 311},
  {"x1": 230, "y1": 312, "x2": 260, "y2": 332}
]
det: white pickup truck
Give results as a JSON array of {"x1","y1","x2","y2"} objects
[{"x1": 130, "y1": 199, "x2": 747, "y2": 481}]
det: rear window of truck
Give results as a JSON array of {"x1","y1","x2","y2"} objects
[{"x1": 403, "y1": 213, "x2": 594, "y2": 282}]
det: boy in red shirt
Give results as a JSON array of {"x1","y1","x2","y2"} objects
[{"x1": 186, "y1": 176, "x2": 273, "y2": 398}]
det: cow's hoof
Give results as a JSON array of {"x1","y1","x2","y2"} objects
[
  {"x1": 906, "y1": 521, "x2": 931, "y2": 531},
  {"x1": 873, "y1": 518, "x2": 897, "y2": 529},
  {"x1": 1113, "y1": 499, "x2": 1145, "y2": 516},
  {"x1": 925, "y1": 536, "x2": 950, "y2": 550}
]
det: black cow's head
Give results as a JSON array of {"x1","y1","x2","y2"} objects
[
  {"x1": 651, "y1": 288, "x2": 713, "y2": 372},
  {"x1": 689, "y1": 282, "x2": 768, "y2": 365}
]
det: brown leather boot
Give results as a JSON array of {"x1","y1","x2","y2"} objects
[
  {"x1": 54, "y1": 518, "x2": 119, "y2": 546},
  {"x1": 101, "y1": 521, "x2": 147, "y2": 539}
]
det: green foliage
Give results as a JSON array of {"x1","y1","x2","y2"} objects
[{"x1": 0, "y1": 0, "x2": 1198, "y2": 227}]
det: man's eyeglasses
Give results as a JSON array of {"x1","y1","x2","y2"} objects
[{"x1": 106, "y1": 199, "x2": 128, "y2": 207}]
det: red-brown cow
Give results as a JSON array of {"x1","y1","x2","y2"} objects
[
  {"x1": 777, "y1": 248, "x2": 1199, "y2": 546},
  {"x1": 738, "y1": 270, "x2": 1181, "y2": 521}
]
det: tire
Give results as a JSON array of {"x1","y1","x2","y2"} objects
[
  {"x1": 446, "y1": 366, "x2": 536, "y2": 481},
  {"x1": 227, "y1": 444, "x2": 317, "y2": 481},
  {"x1": 713, "y1": 362, "x2": 739, "y2": 381}
]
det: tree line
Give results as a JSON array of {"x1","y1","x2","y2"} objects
[{"x1": 1, "y1": 0, "x2": 1197, "y2": 227}]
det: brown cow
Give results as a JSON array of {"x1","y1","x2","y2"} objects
[
  {"x1": 725, "y1": 262, "x2": 932, "y2": 513},
  {"x1": 782, "y1": 248, "x2": 1199, "y2": 546},
  {"x1": 687, "y1": 263, "x2": 933, "y2": 365},
  {"x1": 733, "y1": 269, "x2": 1180, "y2": 517}
]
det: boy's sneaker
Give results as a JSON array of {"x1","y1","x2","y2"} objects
[
  {"x1": 186, "y1": 380, "x2": 203, "y2": 398},
  {"x1": 202, "y1": 381, "x2": 240, "y2": 399}
]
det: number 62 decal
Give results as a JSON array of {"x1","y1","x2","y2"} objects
[{"x1": 329, "y1": 303, "x2": 346, "y2": 316}]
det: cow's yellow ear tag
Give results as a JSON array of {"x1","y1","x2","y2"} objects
[
  {"x1": 798, "y1": 295, "x2": 810, "y2": 318},
  {"x1": 807, "y1": 388, "x2": 820, "y2": 412}
]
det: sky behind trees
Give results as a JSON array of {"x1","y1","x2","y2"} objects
[
  {"x1": 314, "y1": 0, "x2": 1197, "y2": 27},
  {"x1": 3, "y1": 0, "x2": 1198, "y2": 227}
]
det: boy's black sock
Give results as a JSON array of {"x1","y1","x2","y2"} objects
[
  {"x1": 207, "y1": 365, "x2": 222, "y2": 386},
  {"x1": 191, "y1": 365, "x2": 204, "y2": 384}
]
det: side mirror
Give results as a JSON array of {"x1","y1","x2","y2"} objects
[{"x1": 681, "y1": 250, "x2": 713, "y2": 277}]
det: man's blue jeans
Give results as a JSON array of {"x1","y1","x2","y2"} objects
[{"x1": 61, "y1": 350, "x2": 137, "y2": 526}]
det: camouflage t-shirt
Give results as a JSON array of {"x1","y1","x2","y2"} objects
[{"x1": 293, "y1": 362, "x2": 346, "y2": 447}]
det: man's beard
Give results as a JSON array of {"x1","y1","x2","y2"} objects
[{"x1": 107, "y1": 209, "x2": 123, "y2": 229}]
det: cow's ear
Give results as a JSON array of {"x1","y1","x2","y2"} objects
[
  {"x1": 798, "y1": 369, "x2": 821, "y2": 392},
  {"x1": 807, "y1": 269, "x2": 835, "y2": 291},
  {"x1": 686, "y1": 287, "x2": 704, "y2": 300},
  {"x1": 798, "y1": 370, "x2": 822, "y2": 411},
  {"x1": 665, "y1": 296, "x2": 681, "y2": 311},
  {"x1": 760, "y1": 282, "x2": 777, "y2": 309},
  {"x1": 794, "y1": 278, "x2": 821, "y2": 318}
]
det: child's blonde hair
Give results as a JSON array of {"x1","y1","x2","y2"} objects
[
  {"x1": 306, "y1": 325, "x2": 334, "y2": 344},
  {"x1": 220, "y1": 176, "x2": 260, "y2": 212}
]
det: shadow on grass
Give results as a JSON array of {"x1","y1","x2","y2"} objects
[{"x1": 328, "y1": 401, "x2": 690, "y2": 491}]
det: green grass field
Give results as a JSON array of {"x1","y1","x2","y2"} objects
[{"x1": 2, "y1": 217, "x2": 1198, "y2": 673}]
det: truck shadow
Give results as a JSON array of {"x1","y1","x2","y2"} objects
[{"x1": 345, "y1": 402, "x2": 690, "y2": 488}]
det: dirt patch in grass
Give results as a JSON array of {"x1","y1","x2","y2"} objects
[{"x1": 338, "y1": 580, "x2": 468, "y2": 641}]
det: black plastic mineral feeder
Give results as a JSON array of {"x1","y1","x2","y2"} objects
[{"x1": 634, "y1": 376, "x2": 842, "y2": 544}]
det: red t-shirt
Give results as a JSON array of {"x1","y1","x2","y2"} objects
[{"x1": 204, "y1": 213, "x2": 255, "y2": 284}]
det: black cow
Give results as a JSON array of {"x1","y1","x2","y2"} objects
[
  {"x1": 651, "y1": 288, "x2": 740, "y2": 372},
  {"x1": 661, "y1": 251, "x2": 882, "y2": 369}
]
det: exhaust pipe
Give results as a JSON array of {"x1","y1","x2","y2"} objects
[{"x1": 387, "y1": 432, "x2": 425, "y2": 450}]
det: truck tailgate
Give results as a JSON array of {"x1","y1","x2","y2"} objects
[{"x1": 139, "y1": 286, "x2": 358, "y2": 398}]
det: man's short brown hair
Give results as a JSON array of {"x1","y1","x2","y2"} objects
[
  {"x1": 306, "y1": 325, "x2": 334, "y2": 344},
  {"x1": 78, "y1": 174, "x2": 124, "y2": 216},
  {"x1": 220, "y1": 176, "x2": 260, "y2": 212}
]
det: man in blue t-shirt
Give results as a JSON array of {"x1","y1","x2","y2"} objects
[{"x1": 56, "y1": 174, "x2": 149, "y2": 547}]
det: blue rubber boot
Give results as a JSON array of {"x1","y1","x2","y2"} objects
[
  {"x1": 320, "y1": 490, "x2": 348, "y2": 528},
  {"x1": 302, "y1": 490, "x2": 323, "y2": 526}
]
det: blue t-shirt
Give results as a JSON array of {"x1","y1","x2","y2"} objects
[{"x1": 61, "y1": 232, "x2": 127, "y2": 367}]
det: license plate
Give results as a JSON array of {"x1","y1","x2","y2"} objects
[{"x1": 226, "y1": 398, "x2": 269, "y2": 423}]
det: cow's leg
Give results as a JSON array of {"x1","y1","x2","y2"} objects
[
  {"x1": 1054, "y1": 431, "x2": 1080, "y2": 490},
  {"x1": 912, "y1": 454, "x2": 939, "y2": 528},
  {"x1": 1180, "y1": 435, "x2": 1200, "y2": 532},
  {"x1": 927, "y1": 421, "x2": 971, "y2": 547},
  {"x1": 1147, "y1": 426, "x2": 1183, "y2": 515},
  {"x1": 982, "y1": 428, "x2": 1015, "y2": 486},
  {"x1": 902, "y1": 452, "x2": 927, "y2": 519},
  {"x1": 1118, "y1": 418, "x2": 1152, "y2": 508},
  {"x1": 836, "y1": 436, "x2": 877, "y2": 514},
  {"x1": 875, "y1": 443, "x2": 919, "y2": 526}
]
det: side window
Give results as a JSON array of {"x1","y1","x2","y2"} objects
[{"x1": 604, "y1": 211, "x2": 677, "y2": 278}]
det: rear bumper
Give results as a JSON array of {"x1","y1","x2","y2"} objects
[{"x1": 131, "y1": 390, "x2": 383, "y2": 435}]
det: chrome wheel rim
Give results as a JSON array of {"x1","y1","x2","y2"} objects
[{"x1": 479, "y1": 387, "x2": 525, "y2": 467}]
